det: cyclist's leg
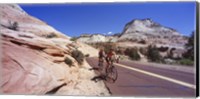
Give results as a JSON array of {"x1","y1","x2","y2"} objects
[
  {"x1": 105, "y1": 57, "x2": 109, "y2": 73},
  {"x1": 105, "y1": 57, "x2": 108, "y2": 67},
  {"x1": 107, "y1": 57, "x2": 113, "y2": 73},
  {"x1": 99, "y1": 58, "x2": 104, "y2": 70},
  {"x1": 98, "y1": 57, "x2": 102, "y2": 66}
]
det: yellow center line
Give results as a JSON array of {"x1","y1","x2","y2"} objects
[{"x1": 114, "y1": 63, "x2": 196, "y2": 89}]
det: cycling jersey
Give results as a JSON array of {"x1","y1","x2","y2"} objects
[
  {"x1": 107, "y1": 51, "x2": 114, "y2": 58},
  {"x1": 99, "y1": 50, "x2": 105, "y2": 58}
]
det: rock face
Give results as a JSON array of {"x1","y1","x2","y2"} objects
[
  {"x1": 118, "y1": 19, "x2": 188, "y2": 59},
  {"x1": 77, "y1": 19, "x2": 188, "y2": 49},
  {"x1": 0, "y1": 4, "x2": 110, "y2": 96},
  {"x1": 76, "y1": 19, "x2": 188, "y2": 60},
  {"x1": 119, "y1": 18, "x2": 187, "y2": 47},
  {"x1": 121, "y1": 19, "x2": 180, "y2": 37},
  {"x1": 0, "y1": 4, "x2": 69, "y2": 39},
  {"x1": 77, "y1": 34, "x2": 118, "y2": 43}
]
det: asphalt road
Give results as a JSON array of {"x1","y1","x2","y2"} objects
[{"x1": 86, "y1": 57, "x2": 196, "y2": 97}]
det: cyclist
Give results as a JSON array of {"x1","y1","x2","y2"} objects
[
  {"x1": 98, "y1": 48, "x2": 106, "y2": 68},
  {"x1": 105, "y1": 48, "x2": 116, "y2": 70},
  {"x1": 91, "y1": 48, "x2": 117, "y2": 83}
]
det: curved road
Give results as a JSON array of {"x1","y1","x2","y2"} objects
[{"x1": 87, "y1": 57, "x2": 196, "y2": 97}]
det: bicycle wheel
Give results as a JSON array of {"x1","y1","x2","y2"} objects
[
  {"x1": 105, "y1": 65, "x2": 118, "y2": 83},
  {"x1": 98, "y1": 59, "x2": 104, "y2": 71}
]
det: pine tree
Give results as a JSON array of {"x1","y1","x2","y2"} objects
[{"x1": 183, "y1": 32, "x2": 194, "y2": 60}]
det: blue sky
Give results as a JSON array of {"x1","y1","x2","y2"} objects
[{"x1": 20, "y1": 2, "x2": 196, "y2": 37}]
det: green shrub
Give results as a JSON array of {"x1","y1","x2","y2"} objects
[
  {"x1": 103, "y1": 42, "x2": 117, "y2": 54},
  {"x1": 70, "y1": 37, "x2": 78, "y2": 41},
  {"x1": 130, "y1": 49, "x2": 140, "y2": 60},
  {"x1": 46, "y1": 33, "x2": 57, "y2": 38},
  {"x1": 139, "y1": 47, "x2": 147, "y2": 55},
  {"x1": 147, "y1": 45, "x2": 161, "y2": 62},
  {"x1": 183, "y1": 32, "x2": 194, "y2": 61},
  {"x1": 158, "y1": 46, "x2": 169, "y2": 52},
  {"x1": 9, "y1": 21, "x2": 18, "y2": 31},
  {"x1": 71, "y1": 50, "x2": 85, "y2": 65},
  {"x1": 64, "y1": 57, "x2": 73, "y2": 66},
  {"x1": 178, "y1": 58, "x2": 194, "y2": 66},
  {"x1": 125, "y1": 48, "x2": 140, "y2": 60},
  {"x1": 88, "y1": 42, "x2": 117, "y2": 54}
]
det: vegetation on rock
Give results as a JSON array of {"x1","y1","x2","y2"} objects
[{"x1": 71, "y1": 50, "x2": 85, "y2": 65}]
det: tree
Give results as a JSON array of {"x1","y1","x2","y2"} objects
[
  {"x1": 70, "y1": 37, "x2": 78, "y2": 41},
  {"x1": 71, "y1": 50, "x2": 85, "y2": 65},
  {"x1": 124, "y1": 48, "x2": 141, "y2": 60},
  {"x1": 147, "y1": 45, "x2": 161, "y2": 62},
  {"x1": 183, "y1": 32, "x2": 194, "y2": 60}
]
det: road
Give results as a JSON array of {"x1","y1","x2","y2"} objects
[{"x1": 86, "y1": 57, "x2": 196, "y2": 97}]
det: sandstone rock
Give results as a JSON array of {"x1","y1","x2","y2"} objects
[
  {"x1": 18, "y1": 34, "x2": 34, "y2": 39},
  {"x1": 0, "y1": 4, "x2": 110, "y2": 96},
  {"x1": 53, "y1": 57, "x2": 64, "y2": 63},
  {"x1": 0, "y1": 4, "x2": 70, "y2": 39},
  {"x1": 43, "y1": 48, "x2": 65, "y2": 57},
  {"x1": 2, "y1": 38, "x2": 67, "y2": 94},
  {"x1": 2, "y1": 34, "x2": 47, "y2": 50}
]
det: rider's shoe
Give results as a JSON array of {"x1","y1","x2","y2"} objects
[{"x1": 91, "y1": 77, "x2": 98, "y2": 83}]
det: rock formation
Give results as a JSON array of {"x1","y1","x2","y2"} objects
[{"x1": 0, "y1": 4, "x2": 109, "y2": 96}]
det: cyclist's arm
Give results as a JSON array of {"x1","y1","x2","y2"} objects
[
  {"x1": 102, "y1": 52, "x2": 106, "y2": 59},
  {"x1": 112, "y1": 52, "x2": 117, "y2": 62}
]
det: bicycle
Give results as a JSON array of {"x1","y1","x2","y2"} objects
[
  {"x1": 91, "y1": 57, "x2": 118, "y2": 83},
  {"x1": 104, "y1": 60, "x2": 118, "y2": 83},
  {"x1": 98, "y1": 58, "x2": 104, "y2": 71}
]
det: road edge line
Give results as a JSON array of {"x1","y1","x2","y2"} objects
[{"x1": 115, "y1": 63, "x2": 196, "y2": 89}]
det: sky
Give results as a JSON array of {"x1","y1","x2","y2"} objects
[{"x1": 20, "y1": 2, "x2": 196, "y2": 37}]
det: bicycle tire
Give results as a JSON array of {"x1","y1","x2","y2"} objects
[
  {"x1": 105, "y1": 76, "x2": 115, "y2": 83},
  {"x1": 105, "y1": 65, "x2": 118, "y2": 83},
  {"x1": 98, "y1": 59, "x2": 104, "y2": 71}
]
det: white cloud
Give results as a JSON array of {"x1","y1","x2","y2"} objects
[{"x1": 107, "y1": 32, "x2": 112, "y2": 35}]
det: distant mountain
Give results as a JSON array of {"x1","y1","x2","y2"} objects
[
  {"x1": 121, "y1": 18, "x2": 179, "y2": 36},
  {"x1": 77, "y1": 34, "x2": 118, "y2": 43},
  {"x1": 118, "y1": 19, "x2": 186, "y2": 44},
  {"x1": 77, "y1": 18, "x2": 188, "y2": 48}
]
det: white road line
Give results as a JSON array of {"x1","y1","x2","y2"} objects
[{"x1": 115, "y1": 63, "x2": 196, "y2": 89}]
